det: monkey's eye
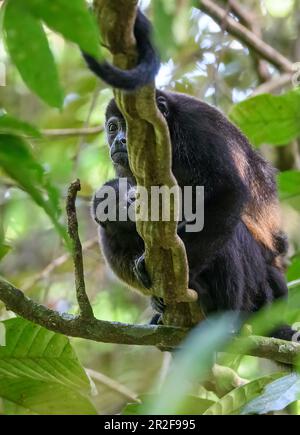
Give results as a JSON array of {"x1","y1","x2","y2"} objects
[{"x1": 108, "y1": 122, "x2": 118, "y2": 133}]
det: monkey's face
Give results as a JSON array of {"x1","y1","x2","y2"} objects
[
  {"x1": 105, "y1": 93, "x2": 169, "y2": 179},
  {"x1": 105, "y1": 105, "x2": 130, "y2": 178}
]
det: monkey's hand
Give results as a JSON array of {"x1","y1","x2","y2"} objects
[{"x1": 134, "y1": 253, "x2": 152, "y2": 289}]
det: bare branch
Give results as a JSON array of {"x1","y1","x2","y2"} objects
[
  {"x1": 66, "y1": 180, "x2": 94, "y2": 319},
  {"x1": 0, "y1": 277, "x2": 188, "y2": 348},
  {"x1": 198, "y1": 0, "x2": 294, "y2": 73},
  {"x1": 251, "y1": 73, "x2": 293, "y2": 96},
  {"x1": 0, "y1": 277, "x2": 300, "y2": 365},
  {"x1": 85, "y1": 368, "x2": 141, "y2": 403}
]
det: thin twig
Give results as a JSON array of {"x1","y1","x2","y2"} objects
[
  {"x1": 23, "y1": 237, "x2": 98, "y2": 292},
  {"x1": 75, "y1": 86, "x2": 102, "y2": 169},
  {"x1": 42, "y1": 126, "x2": 103, "y2": 138},
  {"x1": 66, "y1": 180, "x2": 94, "y2": 319},
  {"x1": 85, "y1": 368, "x2": 141, "y2": 403},
  {"x1": 251, "y1": 73, "x2": 293, "y2": 96}
]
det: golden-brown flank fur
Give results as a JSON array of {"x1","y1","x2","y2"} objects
[{"x1": 231, "y1": 143, "x2": 284, "y2": 269}]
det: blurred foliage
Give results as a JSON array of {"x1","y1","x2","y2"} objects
[
  {"x1": 241, "y1": 373, "x2": 300, "y2": 415},
  {"x1": 0, "y1": 0, "x2": 300, "y2": 415},
  {"x1": 204, "y1": 373, "x2": 285, "y2": 415}
]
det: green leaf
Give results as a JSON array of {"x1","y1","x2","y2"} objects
[
  {"x1": 3, "y1": 399, "x2": 38, "y2": 415},
  {"x1": 3, "y1": 0, "x2": 63, "y2": 108},
  {"x1": 123, "y1": 395, "x2": 215, "y2": 415},
  {"x1": 203, "y1": 373, "x2": 285, "y2": 415},
  {"x1": 229, "y1": 89, "x2": 300, "y2": 147},
  {"x1": 0, "y1": 318, "x2": 96, "y2": 415},
  {"x1": 241, "y1": 373, "x2": 300, "y2": 415},
  {"x1": 0, "y1": 135, "x2": 69, "y2": 246},
  {"x1": 287, "y1": 256, "x2": 300, "y2": 283},
  {"x1": 0, "y1": 379, "x2": 96, "y2": 415},
  {"x1": 0, "y1": 244, "x2": 11, "y2": 262},
  {"x1": 278, "y1": 170, "x2": 300, "y2": 201},
  {"x1": 0, "y1": 113, "x2": 40, "y2": 138},
  {"x1": 26, "y1": 0, "x2": 101, "y2": 58}
]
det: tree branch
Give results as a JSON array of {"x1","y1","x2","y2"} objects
[
  {"x1": 66, "y1": 180, "x2": 94, "y2": 319},
  {"x1": 198, "y1": 0, "x2": 294, "y2": 73},
  {"x1": 0, "y1": 277, "x2": 300, "y2": 365},
  {"x1": 0, "y1": 277, "x2": 187, "y2": 347},
  {"x1": 41, "y1": 126, "x2": 103, "y2": 138},
  {"x1": 252, "y1": 73, "x2": 293, "y2": 96},
  {"x1": 225, "y1": 0, "x2": 271, "y2": 83},
  {"x1": 94, "y1": 0, "x2": 202, "y2": 328}
]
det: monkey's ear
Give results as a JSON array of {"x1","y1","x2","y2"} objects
[{"x1": 157, "y1": 96, "x2": 169, "y2": 117}]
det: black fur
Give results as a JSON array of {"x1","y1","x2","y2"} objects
[
  {"x1": 91, "y1": 90, "x2": 297, "y2": 342},
  {"x1": 82, "y1": 10, "x2": 160, "y2": 91}
]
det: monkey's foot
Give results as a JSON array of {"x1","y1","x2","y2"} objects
[
  {"x1": 149, "y1": 313, "x2": 163, "y2": 325},
  {"x1": 151, "y1": 296, "x2": 166, "y2": 313},
  {"x1": 134, "y1": 254, "x2": 152, "y2": 289}
]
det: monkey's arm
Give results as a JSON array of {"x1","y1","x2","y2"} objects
[
  {"x1": 98, "y1": 225, "x2": 147, "y2": 290},
  {"x1": 82, "y1": 10, "x2": 160, "y2": 91}
]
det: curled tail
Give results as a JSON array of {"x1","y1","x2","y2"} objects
[{"x1": 82, "y1": 9, "x2": 160, "y2": 91}]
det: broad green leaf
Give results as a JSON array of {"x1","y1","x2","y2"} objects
[
  {"x1": 0, "y1": 318, "x2": 96, "y2": 415},
  {"x1": 26, "y1": 0, "x2": 101, "y2": 58},
  {"x1": 145, "y1": 313, "x2": 239, "y2": 414},
  {"x1": 0, "y1": 379, "x2": 96, "y2": 415},
  {"x1": 229, "y1": 89, "x2": 300, "y2": 147},
  {"x1": 3, "y1": 399, "x2": 38, "y2": 415},
  {"x1": 241, "y1": 373, "x2": 300, "y2": 415},
  {"x1": 3, "y1": 0, "x2": 63, "y2": 108},
  {"x1": 278, "y1": 171, "x2": 300, "y2": 201},
  {"x1": 203, "y1": 373, "x2": 285, "y2": 415},
  {"x1": 0, "y1": 113, "x2": 40, "y2": 138},
  {"x1": 123, "y1": 395, "x2": 215, "y2": 415},
  {"x1": 0, "y1": 135, "x2": 69, "y2": 246}
]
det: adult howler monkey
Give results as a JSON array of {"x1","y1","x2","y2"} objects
[{"x1": 88, "y1": 9, "x2": 296, "y2": 341}]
